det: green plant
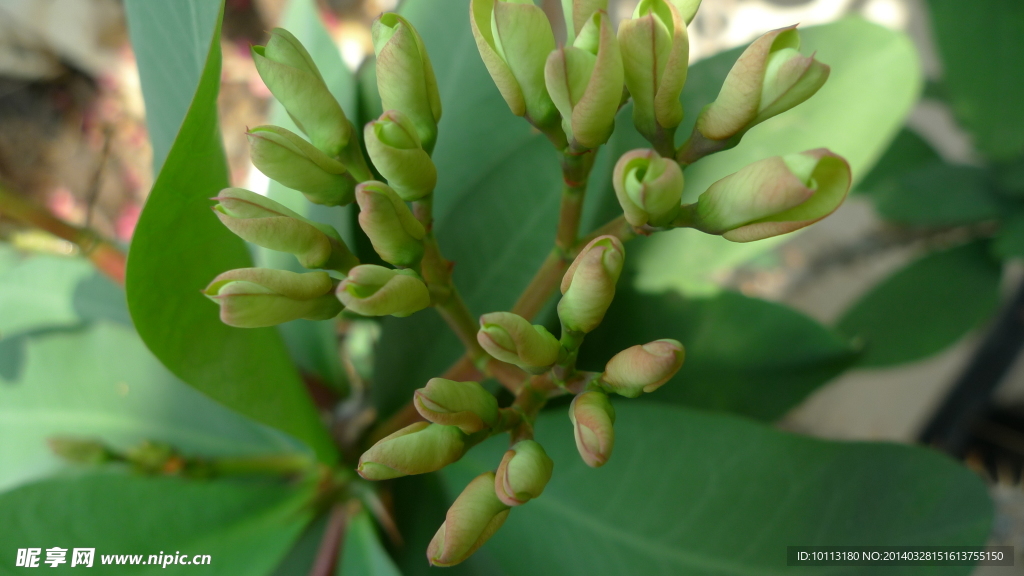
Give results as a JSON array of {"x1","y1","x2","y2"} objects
[{"x1": 0, "y1": 0, "x2": 994, "y2": 574}]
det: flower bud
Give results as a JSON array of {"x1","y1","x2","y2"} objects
[
  {"x1": 618, "y1": 0, "x2": 689, "y2": 148},
  {"x1": 569, "y1": 390, "x2": 615, "y2": 468},
  {"x1": 372, "y1": 14, "x2": 442, "y2": 154},
  {"x1": 671, "y1": 0, "x2": 701, "y2": 23},
  {"x1": 695, "y1": 26, "x2": 829, "y2": 143},
  {"x1": 204, "y1": 268, "x2": 342, "y2": 328},
  {"x1": 414, "y1": 378, "x2": 500, "y2": 434},
  {"x1": 494, "y1": 440, "x2": 553, "y2": 506},
  {"x1": 357, "y1": 422, "x2": 466, "y2": 480},
  {"x1": 612, "y1": 150, "x2": 685, "y2": 227},
  {"x1": 602, "y1": 339, "x2": 685, "y2": 397},
  {"x1": 364, "y1": 110, "x2": 437, "y2": 201},
  {"x1": 470, "y1": 0, "x2": 558, "y2": 129},
  {"x1": 247, "y1": 126, "x2": 356, "y2": 207},
  {"x1": 477, "y1": 312, "x2": 561, "y2": 371},
  {"x1": 558, "y1": 235, "x2": 624, "y2": 334},
  {"x1": 48, "y1": 437, "x2": 112, "y2": 465},
  {"x1": 428, "y1": 472, "x2": 510, "y2": 567},
  {"x1": 690, "y1": 149, "x2": 851, "y2": 242},
  {"x1": 252, "y1": 29, "x2": 352, "y2": 157},
  {"x1": 336, "y1": 265, "x2": 430, "y2": 318},
  {"x1": 355, "y1": 181, "x2": 426, "y2": 268},
  {"x1": 545, "y1": 11, "x2": 624, "y2": 150},
  {"x1": 212, "y1": 187, "x2": 358, "y2": 273},
  {"x1": 561, "y1": 0, "x2": 608, "y2": 41}
]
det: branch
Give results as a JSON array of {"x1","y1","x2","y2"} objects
[{"x1": 308, "y1": 502, "x2": 349, "y2": 576}]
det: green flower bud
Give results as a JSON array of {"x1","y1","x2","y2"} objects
[
  {"x1": 619, "y1": 0, "x2": 689, "y2": 149},
  {"x1": 204, "y1": 268, "x2": 342, "y2": 328},
  {"x1": 601, "y1": 339, "x2": 685, "y2": 397},
  {"x1": 414, "y1": 378, "x2": 500, "y2": 434},
  {"x1": 545, "y1": 11, "x2": 624, "y2": 150},
  {"x1": 336, "y1": 265, "x2": 430, "y2": 318},
  {"x1": 470, "y1": 0, "x2": 558, "y2": 128},
  {"x1": 561, "y1": 0, "x2": 608, "y2": 41},
  {"x1": 612, "y1": 149, "x2": 685, "y2": 227},
  {"x1": 427, "y1": 472, "x2": 510, "y2": 567},
  {"x1": 212, "y1": 187, "x2": 358, "y2": 273},
  {"x1": 252, "y1": 29, "x2": 352, "y2": 157},
  {"x1": 372, "y1": 13, "x2": 442, "y2": 154},
  {"x1": 355, "y1": 181, "x2": 426, "y2": 268},
  {"x1": 494, "y1": 440, "x2": 553, "y2": 506},
  {"x1": 477, "y1": 311, "x2": 561, "y2": 371},
  {"x1": 558, "y1": 235, "x2": 624, "y2": 334},
  {"x1": 364, "y1": 110, "x2": 437, "y2": 201},
  {"x1": 696, "y1": 26, "x2": 829, "y2": 143},
  {"x1": 670, "y1": 0, "x2": 701, "y2": 24},
  {"x1": 569, "y1": 389, "x2": 615, "y2": 468},
  {"x1": 690, "y1": 148, "x2": 851, "y2": 242},
  {"x1": 357, "y1": 422, "x2": 466, "y2": 480},
  {"x1": 247, "y1": 125, "x2": 356, "y2": 207},
  {"x1": 48, "y1": 437, "x2": 112, "y2": 465}
]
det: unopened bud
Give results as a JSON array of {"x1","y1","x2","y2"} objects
[
  {"x1": 364, "y1": 110, "x2": 437, "y2": 201},
  {"x1": 252, "y1": 29, "x2": 352, "y2": 157},
  {"x1": 204, "y1": 268, "x2": 342, "y2": 328},
  {"x1": 602, "y1": 339, "x2": 684, "y2": 397},
  {"x1": 690, "y1": 149, "x2": 851, "y2": 242},
  {"x1": 247, "y1": 126, "x2": 356, "y2": 207},
  {"x1": 696, "y1": 26, "x2": 829, "y2": 143},
  {"x1": 470, "y1": 0, "x2": 558, "y2": 128},
  {"x1": 569, "y1": 390, "x2": 615, "y2": 468},
  {"x1": 336, "y1": 265, "x2": 430, "y2": 318},
  {"x1": 613, "y1": 150, "x2": 685, "y2": 227},
  {"x1": 670, "y1": 0, "x2": 701, "y2": 24},
  {"x1": 213, "y1": 187, "x2": 358, "y2": 273},
  {"x1": 355, "y1": 181, "x2": 426, "y2": 268},
  {"x1": 558, "y1": 236, "x2": 625, "y2": 334},
  {"x1": 619, "y1": 0, "x2": 689, "y2": 147},
  {"x1": 545, "y1": 11, "x2": 623, "y2": 150},
  {"x1": 494, "y1": 440, "x2": 553, "y2": 506},
  {"x1": 427, "y1": 472, "x2": 510, "y2": 567},
  {"x1": 125, "y1": 441, "x2": 179, "y2": 475},
  {"x1": 477, "y1": 312, "x2": 561, "y2": 371},
  {"x1": 561, "y1": 0, "x2": 608, "y2": 41},
  {"x1": 372, "y1": 14, "x2": 442, "y2": 153},
  {"x1": 48, "y1": 437, "x2": 111, "y2": 465},
  {"x1": 357, "y1": 422, "x2": 466, "y2": 480},
  {"x1": 414, "y1": 378, "x2": 500, "y2": 434}
]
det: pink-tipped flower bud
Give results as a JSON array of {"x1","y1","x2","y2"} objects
[
  {"x1": 477, "y1": 311, "x2": 561, "y2": 371},
  {"x1": 357, "y1": 422, "x2": 466, "y2": 480},
  {"x1": 414, "y1": 378, "x2": 500, "y2": 434},
  {"x1": 203, "y1": 268, "x2": 342, "y2": 328},
  {"x1": 427, "y1": 472, "x2": 511, "y2": 567},
  {"x1": 364, "y1": 110, "x2": 437, "y2": 201},
  {"x1": 601, "y1": 339, "x2": 685, "y2": 397},
  {"x1": 561, "y1": 0, "x2": 608, "y2": 41},
  {"x1": 689, "y1": 149, "x2": 851, "y2": 242},
  {"x1": 558, "y1": 235, "x2": 625, "y2": 334},
  {"x1": 247, "y1": 126, "x2": 357, "y2": 207},
  {"x1": 336, "y1": 265, "x2": 430, "y2": 318},
  {"x1": 494, "y1": 440, "x2": 554, "y2": 506},
  {"x1": 613, "y1": 150, "x2": 685, "y2": 227},
  {"x1": 569, "y1": 389, "x2": 615, "y2": 468},
  {"x1": 355, "y1": 181, "x2": 426, "y2": 268}
]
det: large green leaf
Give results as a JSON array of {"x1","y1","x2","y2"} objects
[
  {"x1": 855, "y1": 128, "x2": 942, "y2": 194},
  {"x1": 633, "y1": 18, "x2": 922, "y2": 295},
  {"x1": 0, "y1": 473, "x2": 314, "y2": 575},
  {"x1": 927, "y1": 0, "x2": 1024, "y2": 162},
  {"x1": 443, "y1": 403, "x2": 992, "y2": 576},
  {"x1": 837, "y1": 241, "x2": 1001, "y2": 367},
  {"x1": 578, "y1": 282, "x2": 858, "y2": 421},
  {"x1": 123, "y1": 1, "x2": 334, "y2": 460},
  {"x1": 867, "y1": 162, "x2": 1004, "y2": 226},
  {"x1": 994, "y1": 210, "x2": 1024, "y2": 260},
  {"x1": 0, "y1": 252, "x2": 303, "y2": 494},
  {"x1": 337, "y1": 509, "x2": 401, "y2": 576}
]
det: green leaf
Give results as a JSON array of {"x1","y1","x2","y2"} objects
[
  {"x1": 632, "y1": 18, "x2": 923, "y2": 295},
  {"x1": 338, "y1": 508, "x2": 402, "y2": 576},
  {"x1": 444, "y1": 403, "x2": 992, "y2": 576},
  {"x1": 868, "y1": 162, "x2": 1003, "y2": 226},
  {"x1": 578, "y1": 283, "x2": 858, "y2": 421},
  {"x1": 926, "y1": 0, "x2": 1024, "y2": 162},
  {"x1": 0, "y1": 473, "x2": 315, "y2": 575},
  {"x1": 837, "y1": 241, "x2": 1001, "y2": 367},
  {"x1": 855, "y1": 128, "x2": 942, "y2": 194},
  {"x1": 123, "y1": 0, "x2": 335, "y2": 461},
  {"x1": 994, "y1": 210, "x2": 1024, "y2": 260}
]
